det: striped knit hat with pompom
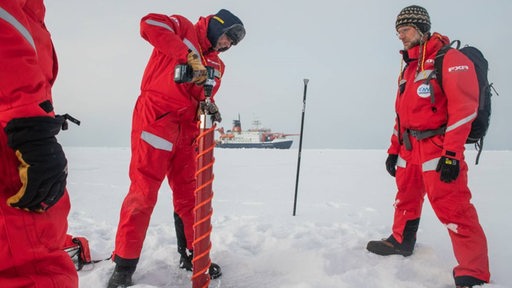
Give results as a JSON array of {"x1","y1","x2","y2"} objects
[{"x1": 395, "y1": 5, "x2": 431, "y2": 34}]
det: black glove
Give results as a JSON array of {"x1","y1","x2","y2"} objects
[
  {"x1": 200, "y1": 101, "x2": 222, "y2": 123},
  {"x1": 436, "y1": 156, "x2": 460, "y2": 183},
  {"x1": 385, "y1": 154, "x2": 398, "y2": 177},
  {"x1": 4, "y1": 116, "x2": 68, "y2": 212}
]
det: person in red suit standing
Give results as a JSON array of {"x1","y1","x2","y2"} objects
[
  {"x1": 0, "y1": 1, "x2": 78, "y2": 287},
  {"x1": 108, "y1": 9, "x2": 245, "y2": 288},
  {"x1": 366, "y1": 5, "x2": 490, "y2": 288}
]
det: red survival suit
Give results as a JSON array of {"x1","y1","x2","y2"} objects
[
  {"x1": 112, "y1": 13, "x2": 224, "y2": 266},
  {"x1": 0, "y1": 1, "x2": 78, "y2": 287},
  {"x1": 388, "y1": 33, "x2": 490, "y2": 282}
]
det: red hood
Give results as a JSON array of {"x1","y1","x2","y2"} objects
[{"x1": 195, "y1": 15, "x2": 218, "y2": 56}]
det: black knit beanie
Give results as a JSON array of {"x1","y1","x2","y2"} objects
[
  {"x1": 395, "y1": 5, "x2": 431, "y2": 34},
  {"x1": 207, "y1": 9, "x2": 246, "y2": 47}
]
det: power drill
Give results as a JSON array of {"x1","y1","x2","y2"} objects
[
  {"x1": 203, "y1": 66, "x2": 215, "y2": 97},
  {"x1": 174, "y1": 64, "x2": 215, "y2": 97},
  {"x1": 174, "y1": 65, "x2": 216, "y2": 118}
]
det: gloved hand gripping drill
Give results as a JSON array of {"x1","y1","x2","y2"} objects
[
  {"x1": 174, "y1": 51, "x2": 207, "y2": 84},
  {"x1": 174, "y1": 52, "x2": 221, "y2": 123},
  {"x1": 199, "y1": 97, "x2": 222, "y2": 124},
  {"x1": 200, "y1": 67, "x2": 222, "y2": 123}
]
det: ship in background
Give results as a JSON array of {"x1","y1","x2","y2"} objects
[{"x1": 215, "y1": 117, "x2": 296, "y2": 149}]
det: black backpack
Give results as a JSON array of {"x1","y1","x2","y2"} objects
[{"x1": 427, "y1": 40, "x2": 497, "y2": 164}]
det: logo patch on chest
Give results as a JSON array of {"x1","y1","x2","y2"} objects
[
  {"x1": 448, "y1": 65, "x2": 469, "y2": 72},
  {"x1": 416, "y1": 84, "x2": 431, "y2": 98}
]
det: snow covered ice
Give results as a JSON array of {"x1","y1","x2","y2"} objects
[{"x1": 65, "y1": 147, "x2": 510, "y2": 288}]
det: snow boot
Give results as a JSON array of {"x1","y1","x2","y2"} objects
[
  {"x1": 107, "y1": 264, "x2": 135, "y2": 288},
  {"x1": 367, "y1": 218, "x2": 419, "y2": 257},
  {"x1": 366, "y1": 235, "x2": 414, "y2": 256},
  {"x1": 178, "y1": 248, "x2": 222, "y2": 279},
  {"x1": 456, "y1": 285, "x2": 485, "y2": 288},
  {"x1": 454, "y1": 274, "x2": 486, "y2": 287},
  {"x1": 179, "y1": 248, "x2": 193, "y2": 271}
]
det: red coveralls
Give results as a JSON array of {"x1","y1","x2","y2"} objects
[
  {"x1": 0, "y1": 1, "x2": 78, "y2": 287},
  {"x1": 387, "y1": 33, "x2": 490, "y2": 282},
  {"x1": 113, "y1": 13, "x2": 224, "y2": 264}
]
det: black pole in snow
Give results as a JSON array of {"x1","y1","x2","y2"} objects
[{"x1": 293, "y1": 79, "x2": 309, "y2": 216}]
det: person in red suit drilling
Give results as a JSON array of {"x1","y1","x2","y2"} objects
[
  {"x1": 108, "y1": 9, "x2": 245, "y2": 287},
  {"x1": 366, "y1": 6, "x2": 490, "y2": 288},
  {"x1": 0, "y1": 1, "x2": 78, "y2": 287}
]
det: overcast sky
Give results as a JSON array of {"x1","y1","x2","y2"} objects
[{"x1": 44, "y1": 0, "x2": 512, "y2": 150}]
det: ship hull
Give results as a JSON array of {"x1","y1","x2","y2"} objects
[{"x1": 216, "y1": 139, "x2": 293, "y2": 149}]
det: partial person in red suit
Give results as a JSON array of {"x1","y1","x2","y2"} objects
[{"x1": 0, "y1": 1, "x2": 78, "y2": 287}]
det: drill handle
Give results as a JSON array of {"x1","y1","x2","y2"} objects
[{"x1": 203, "y1": 66, "x2": 216, "y2": 97}]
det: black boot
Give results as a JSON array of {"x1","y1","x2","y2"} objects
[
  {"x1": 178, "y1": 247, "x2": 193, "y2": 271},
  {"x1": 107, "y1": 265, "x2": 136, "y2": 288},
  {"x1": 175, "y1": 213, "x2": 222, "y2": 279},
  {"x1": 366, "y1": 218, "x2": 419, "y2": 257},
  {"x1": 178, "y1": 247, "x2": 223, "y2": 279},
  {"x1": 366, "y1": 234, "x2": 414, "y2": 256},
  {"x1": 454, "y1": 274, "x2": 486, "y2": 287}
]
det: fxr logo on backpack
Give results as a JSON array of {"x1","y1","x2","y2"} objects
[{"x1": 448, "y1": 65, "x2": 469, "y2": 72}]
